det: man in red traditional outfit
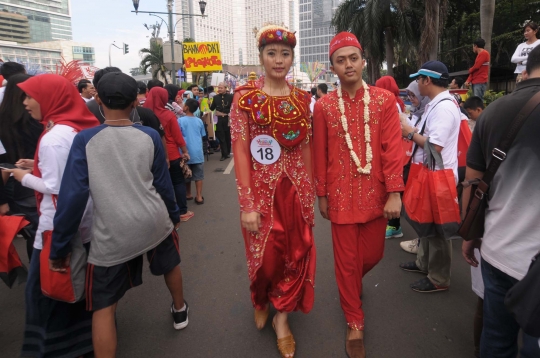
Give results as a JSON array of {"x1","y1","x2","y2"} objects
[{"x1": 313, "y1": 32, "x2": 404, "y2": 358}]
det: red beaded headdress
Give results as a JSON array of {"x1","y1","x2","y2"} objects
[{"x1": 256, "y1": 25, "x2": 297, "y2": 49}]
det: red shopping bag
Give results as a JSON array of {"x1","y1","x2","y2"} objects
[
  {"x1": 40, "y1": 231, "x2": 87, "y2": 303},
  {"x1": 428, "y1": 168, "x2": 461, "y2": 238},
  {"x1": 403, "y1": 163, "x2": 435, "y2": 238},
  {"x1": 458, "y1": 120, "x2": 472, "y2": 167},
  {"x1": 402, "y1": 138, "x2": 414, "y2": 166},
  {"x1": 0, "y1": 215, "x2": 29, "y2": 288}
]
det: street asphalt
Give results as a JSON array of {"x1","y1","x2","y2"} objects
[{"x1": 0, "y1": 151, "x2": 478, "y2": 358}]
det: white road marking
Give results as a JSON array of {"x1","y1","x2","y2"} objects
[{"x1": 224, "y1": 158, "x2": 235, "y2": 174}]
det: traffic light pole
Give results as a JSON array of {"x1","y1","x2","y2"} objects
[{"x1": 109, "y1": 42, "x2": 122, "y2": 67}]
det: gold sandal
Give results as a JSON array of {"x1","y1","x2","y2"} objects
[
  {"x1": 273, "y1": 322, "x2": 296, "y2": 358},
  {"x1": 254, "y1": 304, "x2": 270, "y2": 330}
]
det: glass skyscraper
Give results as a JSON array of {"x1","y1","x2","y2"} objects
[
  {"x1": 298, "y1": 0, "x2": 341, "y2": 70},
  {"x1": 0, "y1": 0, "x2": 72, "y2": 43}
]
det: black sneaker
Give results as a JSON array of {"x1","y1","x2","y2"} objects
[{"x1": 170, "y1": 301, "x2": 189, "y2": 330}]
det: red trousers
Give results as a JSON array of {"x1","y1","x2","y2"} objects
[
  {"x1": 248, "y1": 176, "x2": 316, "y2": 313},
  {"x1": 331, "y1": 217, "x2": 386, "y2": 330}
]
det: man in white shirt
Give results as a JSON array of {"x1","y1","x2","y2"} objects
[
  {"x1": 78, "y1": 79, "x2": 96, "y2": 103},
  {"x1": 399, "y1": 61, "x2": 461, "y2": 293},
  {"x1": 0, "y1": 62, "x2": 26, "y2": 105}
]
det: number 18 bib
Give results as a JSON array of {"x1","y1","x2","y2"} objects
[{"x1": 250, "y1": 135, "x2": 281, "y2": 165}]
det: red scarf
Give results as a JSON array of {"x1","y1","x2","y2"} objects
[
  {"x1": 17, "y1": 74, "x2": 100, "y2": 209},
  {"x1": 375, "y1": 76, "x2": 405, "y2": 112},
  {"x1": 143, "y1": 87, "x2": 177, "y2": 126}
]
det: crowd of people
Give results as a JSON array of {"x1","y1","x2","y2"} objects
[{"x1": 0, "y1": 20, "x2": 539, "y2": 358}]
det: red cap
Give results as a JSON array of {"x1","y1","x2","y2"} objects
[{"x1": 329, "y1": 32, "x2": 363, "y2": 60}]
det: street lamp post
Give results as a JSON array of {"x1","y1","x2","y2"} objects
[{"x1": 132, "y1": 0, "x2": 207, "y2": 86}]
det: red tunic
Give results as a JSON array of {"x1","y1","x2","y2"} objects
[
  {"x1": 230, "y1": 77, "x2": 316, "y2": 312},
  {"x1": 313, "y1": 85, "x2": 405, "y2": 224}
]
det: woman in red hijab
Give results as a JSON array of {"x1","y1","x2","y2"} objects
[
  {"x1": 144, "y1": 87, "x2": 193, "y2": 221},
  {"x1": 7, "y1": 74, "x2": 98, "y2": 358},
  {"x1": 375, "y1": 75, "x2": 406, "y2": 113}
]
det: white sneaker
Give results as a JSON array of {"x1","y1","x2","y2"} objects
[{"x1": 400, "y1": 238, "x2": 419, "y2": 254}]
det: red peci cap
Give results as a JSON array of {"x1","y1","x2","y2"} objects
[{"x1": 329, "y1": 32, "x2": 363, "y2": 60}]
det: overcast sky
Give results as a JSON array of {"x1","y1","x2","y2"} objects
[{"x1": 71, "y1": 0, "x2": 165, "y2": 73}]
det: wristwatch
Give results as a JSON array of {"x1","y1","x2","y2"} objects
[{"x1": 407, "y1": 132, "x2": 415, "y2": 140}]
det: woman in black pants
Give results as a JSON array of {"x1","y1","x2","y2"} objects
[{"x1": 0, "y1": 74, "x2": 43, "y2": 260}]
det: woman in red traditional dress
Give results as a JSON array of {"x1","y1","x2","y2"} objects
[{"x1": 230, "y1": 25, "x2": 316, "y2": 358}]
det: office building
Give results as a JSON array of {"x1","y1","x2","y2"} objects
[
  {"x1": 299, "y1": 0, "x2": 342, "y2": 69},
  {"x1": 0, "y1": 0, "x2": 72, "y2": 43},
  {"x1": 0, "y1": 40, "x2": 62, "y2": 72},
  {"x1": 175, "y1": 0, "x2": 235, "y2": 65},
  {"x1": 0, "y1": 10, "x2": 31, "y2": 44},
  {"x1": 30, "y1": 40, "x2": 95, "y2": 65},
  {"x1": 175, "y1": 0, "x2": 296, "y2": 66}
]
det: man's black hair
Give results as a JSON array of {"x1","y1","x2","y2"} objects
[
  {"x1": 526, "y1": 45, "x2": 540, "y2": 75},
  {"x1": 77, "y1": 79, "x2": 91, "y2": 93},
  {"x1": 317, "y1": 83, "x2": 328, "y2": 94},
  {"x1": 427, "y1": 76, "x2": 449, "y2": 89},
  {"x1": 464, "y1": 96, "x2": 485, "y2": 110},
  {"x1": 207, "y1": 86, "x2": 214, "y2": 93},
  {"x1": 137, "y1": 81, "x2": 147, "y2": 95},
  {"x1": 0, "y1": 62, "x2": 26, "y2": 80},
  {"x1": 187, "y1": 83, "x2": 199, "y2": 91},
  {"x1": 453, "y1": 77, "x2": 465, "y2": 88},
  {"x1": 310, "y1": 87, "x2": 317, "y2": 96},
  {"x1": 184, "y1": 98, "x2": 199, "y2": 113},
  {"x1": 524, "y1": 21, "x2": 539, "y2": 33},
  {"x1": 93, "y1": 67, "x2": 121, "y2": 87},
  {"x1": 147, "y1": 79, "x2": 164, "y2": 91},
  {"x1": 473, "y1": 38, "x2": 486, "y2": 49}
]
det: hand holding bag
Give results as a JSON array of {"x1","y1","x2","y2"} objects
[
  {"x1": 40, "y1": 231, "x2": 87, "y2": 303},
  {"x1": 459, "y1": 91, "x2": 540, "y2": 241}
]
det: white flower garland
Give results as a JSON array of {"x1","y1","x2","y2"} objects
[{"x1": 337, "y1": 80, "x2": 372, "y2": 175}]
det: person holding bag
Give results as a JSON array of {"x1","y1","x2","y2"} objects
[
  {"x1": 399, "y1": 61, "x2": 461, "y2": 293},
  {"x1": 6, "y1": 74, "x2": 99, "y2": 358},
  {"x1": 461, "y1": 45, "x2": 540, "y2": 357}
]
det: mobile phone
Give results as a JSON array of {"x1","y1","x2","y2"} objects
[{"x1": 0, "y1": 163, "x2": 17, "y2": 170}]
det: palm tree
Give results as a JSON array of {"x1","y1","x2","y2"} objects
[
  {"x1": 480, "y1": 0, "x2": 495, "y2": 55},
  {"x1": 332, "y1": 0, "x2": 415, "y2": 82},
  {"x1": 139, "y1": 41, "x2": 169, "y2": 84},
  {"x1": 419, "y1": 0, "x2": 448, "y2": 63}
]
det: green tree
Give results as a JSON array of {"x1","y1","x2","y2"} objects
[
  {"x1": 139, "y1": 41, "x2": 169, "y2": 84},
  {"x1": 332, "y1": 0, "x2": 416, "y2": 83}
]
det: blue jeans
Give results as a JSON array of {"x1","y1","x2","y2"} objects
[
  {"x1": 472, "y1": 83, "x2": 487, "y2": 101},
  {"x1": 480, "y1": 258, "x2": 540, "y2": 357}
]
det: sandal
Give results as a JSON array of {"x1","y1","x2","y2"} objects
[
  {"x1": 272, "y1": 321, "x2": 295, "y2": 358},
  {"x1": 186, "y1": 197, "x2": 194, "y2": 201},
  {"x1": 195, "y1": 197, "x2": 204, "y2": 205},
  {"x1": 254, "y1": 304, "x2": 270, "y2": 330},
  {"x1": 399, "y1": 261, "x2": 427, "y2": 274},
  {"x1": 345, "y1": 327, "x2": 366, "y2": 358},
  {"x1": 410, "y1": 277, "x2": 449, "y2": 293}
]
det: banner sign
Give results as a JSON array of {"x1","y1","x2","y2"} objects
[
  {"x1": 183, "y1": 42, "x2": 222, "y2": 72},
  {"x1": 80, "y1": 64, "x2": 100, "y2": 79}
]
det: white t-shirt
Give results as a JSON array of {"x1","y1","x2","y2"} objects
[
  {"x1": 21, "y1": 124, "x2": 93, "y2": 249},
  {"x1": 309, "y1": 96, "x2": 316, "y2": 114},
  {"x1": 511, "y1": 39, "x2": 540, "y2": 74},
  {"x1": 0, "y1": 86, "x2": 5, "y2": 106},
  {"x1": 412, "y1": 91, "x2": 461, "y2": 183}
]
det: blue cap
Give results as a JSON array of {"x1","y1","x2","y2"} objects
[{"x1": 410, "y1": 61, "x2": 450, "y2": 80}]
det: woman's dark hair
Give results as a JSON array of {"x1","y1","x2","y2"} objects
[
  {"x1": 164, "y1": 84, "x2": 180, "y2": 102},
  {"x1": 524, "y1": 21, "x2": 539, "y2": 36},
  {"x1": 0, "y1": 74, "x2": 42, "y2": 162}
]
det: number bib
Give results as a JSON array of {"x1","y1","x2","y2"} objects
[{"x1": 250, "y1": 135, "x2": 281, "y2": 165}]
